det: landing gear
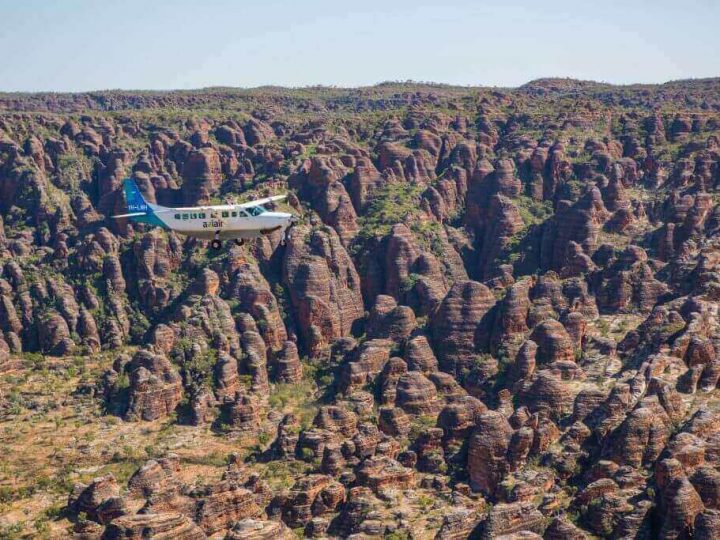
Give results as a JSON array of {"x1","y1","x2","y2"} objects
[
  {"x1": 211, "y1": 232, "x2": 222, "y2": 250},
  {"x1": 282, "y1": 219, "x2": 297, "y2": 246},
  {"x1": 281, "y1": 227, "x2": 292, "y2": 246}
]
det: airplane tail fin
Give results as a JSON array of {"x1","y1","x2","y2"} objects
[
  {"x1": 114, "y1": 178, "x2": 170, "y2": 229},
  {"x1": 123, "y1": 178, "x2": 149, "y2": 214}
]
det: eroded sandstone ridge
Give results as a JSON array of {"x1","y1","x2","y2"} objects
[{"x1": 2, "y1": 79, "x2": 720, "y2": 537}]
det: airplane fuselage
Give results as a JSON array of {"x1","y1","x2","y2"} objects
[
  {"x1": 116, "y1": 178, "x2": 295, "y2": 244},
  {"x1": 158, "y1": 204, "x2": 293, "y2": 240}
]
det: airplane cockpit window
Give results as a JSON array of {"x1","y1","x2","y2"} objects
[{"x1": 247, "y1": 205, "x2": 266, "y2": 217}]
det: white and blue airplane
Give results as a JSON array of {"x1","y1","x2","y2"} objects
[{"x1": 113, "y1": 178, "x2": 297, "y2": 249}]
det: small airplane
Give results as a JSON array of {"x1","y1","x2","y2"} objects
[{"x1": 112, "y1": 178, "x2": 297, "y2": 249}]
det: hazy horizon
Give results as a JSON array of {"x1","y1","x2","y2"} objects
[
  {"x1": 1, "y1": 0, "x2": 718, "y2": 92},
  {"x1": 3, "y1": 76, "x2": 720, "y2": 95}
]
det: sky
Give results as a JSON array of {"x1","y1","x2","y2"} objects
[{"x1": 0, "y1": 0, "x2": 718, "y2": 92}]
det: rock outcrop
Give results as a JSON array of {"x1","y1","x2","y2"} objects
[
  {"x1": 124, "y1": 351, "x2": 183, "y2": 421},
  {"x1": 431, "y1": 280, "x2": 496, "y2": 375},
  {"x1": 283, "y1": 225, "x2": 363, "y2": 355}
]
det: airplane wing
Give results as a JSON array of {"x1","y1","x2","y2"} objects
[{"x1": 237, "y1": 194, "x2": 287, "y2": 209}]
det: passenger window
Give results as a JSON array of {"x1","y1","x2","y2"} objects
[
  {"x1": 174, "y1": 214, "x2": 180, "y2": 220},
  {"x1": 191, "y1": 213, "x2": 198, "y2": 219},
  {"x1": 182, "y1": 214, "x2": 188, "y2": 220},
  {"x1": 222, "y1": 211, "x2": 229, "y2": 218},
  {"x1": 231, "y1": 211, "x2": 237, "y2": 218}
]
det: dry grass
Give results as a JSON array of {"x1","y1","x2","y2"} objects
[
  {"x1": 0, "y1": 352, "x2": 465, "y2": 538},
  {"x1": 0, "y1": 352, "x2": 268, "y2": 537}
]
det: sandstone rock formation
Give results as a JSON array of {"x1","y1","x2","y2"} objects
[{"x1": 1, "y1": 80, "x2": 720, "y2": 539}]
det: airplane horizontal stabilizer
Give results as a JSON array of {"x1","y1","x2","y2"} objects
[
  {"x1": 112, "y1": 208, "x2": 174, "y2": 219},
  {"x1": 111, "y1": 212, "x2": 149, "y2": 219}
]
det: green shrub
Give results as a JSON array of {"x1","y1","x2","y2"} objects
[
  {"x1": 514, "y1": 195, "x2": 553, "y2": 226},
  {"x1": 300, "y1": 447, "x2": 315, "y2": 461},
  {"x1": 356, "y1": 182, "x2": 425, "y2": 241},
  {"x1": 22, "y1": 352, "x2": 46, "y2": 369}
]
